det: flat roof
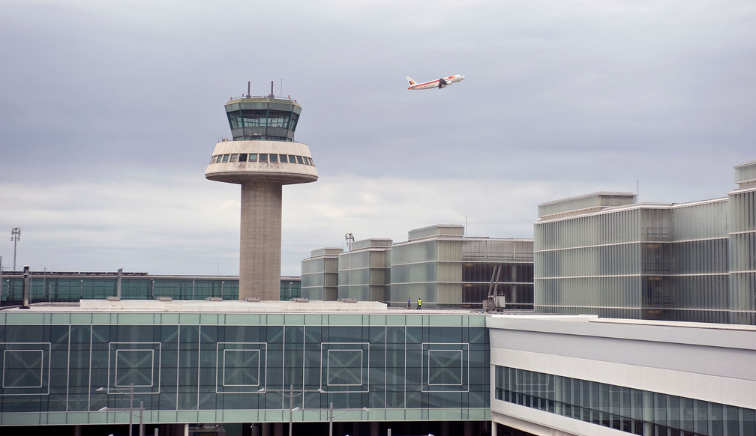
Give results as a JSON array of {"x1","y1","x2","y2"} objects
[{"x1": 2, "y1": 300, "x2": 483, "y2": 315}]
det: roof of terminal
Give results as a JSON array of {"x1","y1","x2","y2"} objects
[{"x1": 1, "y1": 300, "x2": 485, "y2": 315}]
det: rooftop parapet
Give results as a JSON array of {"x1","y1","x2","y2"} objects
[
  {"x1": 734, "y1": 160, "x2": 756, "y2": 188},
  {"x1": 310, "y1": 247, "x2": 344, "y2": 257},
  {"x1": 351, "y1": 238, "x2": 393, "y2": 251},
  {"x1": 538, "y1": 192, "x2": 636, "y2": 220},
  {"x1": 408, "y1": 224, "x2": 464, "y2": 241}
]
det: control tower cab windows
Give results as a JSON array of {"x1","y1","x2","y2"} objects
[{"x1": 208, "y1": 153, "x2": 315, "y2": 167}]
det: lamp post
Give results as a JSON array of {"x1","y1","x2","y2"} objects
[
  {"x1": 311, "y1": 402, "x2": 370, "y2": 436},
  {"x1": 97, "y1": 383, "x2": 137, "y2": 436},
  {"x1": 10, "y1": 227, "x2": 21, "y2": 271},
  {"x1": 257, "y1": 384, "x2": 325, "y2": 436}
]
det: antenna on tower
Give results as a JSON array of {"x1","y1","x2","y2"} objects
[
  {"x1": 247, "y1": 81, "x2": 251, "y2": 98},
  {"x1": 345, "y1": 233, "x2": 355, "y2": 252}
]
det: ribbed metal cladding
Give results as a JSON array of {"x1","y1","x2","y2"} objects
[{"x1": 239, "y1": 182, "x2": 282, "y2": 301}]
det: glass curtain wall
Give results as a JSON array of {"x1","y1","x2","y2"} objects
[
  {"x1": 0, "y1": 314, "x2": 489, "y2": 423},
  {"x1": 390, "y1": 237, "x2": 534, "y2": 310},
  {"x1": 534, "y1": 208, "x2": 645, "y2": 318},
  {"x1": 462, "y1": 240, "x2": 534, "y2": 310},
  {"x1": 302, "y1": 252, "x2": 341, "y2": 301},
  {"x1": 495, "y1": 366, "x2": 756, "y2": 436},
  {"x1": 338, "y1": 248, "x2": 391, "y2": 303},
  {"x1": 1, "y1": 276, "x2": 299, "y2": 304},
  {"x1": 390, "y1": 239, "x2": 464, "y2": 309},
  {"x1": 728, "y1": 187, "x2": 756, "y2": 325}
]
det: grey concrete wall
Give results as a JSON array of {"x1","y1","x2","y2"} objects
[{"x1": 240, "y1": 182, "x2": 282, "y2": 301}]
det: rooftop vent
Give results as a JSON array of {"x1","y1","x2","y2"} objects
[
  {"x1": 242, "y1": 297, "x2": 261, "y2": 302},
  {"x1": 290, "y1": 298, "x2": 309, "y2": 303},
  {"x1": 206, "y1": 297, "x2": 223, "y2": 301},
  {"x1": 156, "y1": 296, "x2": 172, "y2": 302},
  {"x1": 338, "y1": 298, "x2": 358, "y2": 303},
  {"x1": 106, "y1": 296, "x2": 121, "y2": 302}
]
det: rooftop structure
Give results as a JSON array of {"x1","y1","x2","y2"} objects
[
  {"x1": 534, "y1": 160, "x2": 756, "y2": 324},
  {"x1": 304, "y1": 225, "x2": 535, "y2": 310},
  {"x1": 205, "y1": 88, "x2": 318, "y2": 301},
  {"x1": 0, "y1": 270, "x2": 302, "y2": 304},
  {"x1": 301, "y1": 247, "x2": 342, "y2": 301}
]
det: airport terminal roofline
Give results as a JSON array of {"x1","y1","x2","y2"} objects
[
  {"x1": 0, "y1": 270, "x2": 301, "y2": 280},
  {"x1": 1, "y1": 299, "x2": 488, "y2": 314},
  {"x1": 537, "y1": 191, "x2": 637, "y2": 207}
]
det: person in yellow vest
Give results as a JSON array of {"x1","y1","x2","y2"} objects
[{"x1": 417, "y1": 298, "x2": 422, "y2": 310}]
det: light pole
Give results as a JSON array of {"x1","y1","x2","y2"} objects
[
  {"x1": 10, "y1": 227, "x2": 21, "y2": 271},
  {"x1": 308, "y1": 402, "x2": 370, "y2": 436},
  {"x1": 97, "y1": 383, "x2": 137, "y2": 436},
  {"x1": 257, "y1": 384, "x2": 325, "y2": 436}
]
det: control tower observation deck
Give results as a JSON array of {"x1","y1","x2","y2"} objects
[{"x1": 205, "y1": 90, "x2": 318, "y2": 300}]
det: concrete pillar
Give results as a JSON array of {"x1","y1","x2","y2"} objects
[
  {"x1": 273, "y1": 422, "x2": 284, "y2": 436},
  {"x1": 262, "y1": 423, "x2": 272, "y2": 436},
  {"x1": 464, "y1": 421, "x2": 473, "y2": 436},
  {"x1": 185, "y1": 423, "x2": 190, "y2": 436},
  {"x1": 441, "y1": 421, "x2": 449, "y2": 436},
  {"x1": 491, "y1": 422, "x2": 497, "y2": 436},
  {"x1": 370, "y1": 421, "x2": 379, "y2": 436},
  {"x1": 251, "y1": 424, "x2": 260, "y2": 436},
  {"x1": 73, "y1": 425, "x2": 82, "y2": 436},
  {"x1": 240, "y1": 182, "x2": 283, "y2": 301}
]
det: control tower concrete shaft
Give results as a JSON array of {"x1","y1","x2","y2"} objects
[{"x1": 205, "y1": 91, "x2": 318, "y2": 300}]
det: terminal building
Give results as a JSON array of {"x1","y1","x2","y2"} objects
[
  {"x1": 0, "y1": 271, "x2": 302, "y2": 305},
  {"x1": 0, "y1": 301, "x2": 754, "y2": 436},
  {"x1": 302, "y1": 225, "x2": 535, "y2": 310},
  {"x1": 534, "y1": 160, "x2": 756, "y2": 325}
]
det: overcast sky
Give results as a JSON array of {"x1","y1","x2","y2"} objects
[{"x1": 1, "y1": 0, "x2": 754, "y2": 276}]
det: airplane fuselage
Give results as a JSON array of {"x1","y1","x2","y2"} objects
[{"x1": 407, "y1": 75, "x2": 465, "y2": 90}]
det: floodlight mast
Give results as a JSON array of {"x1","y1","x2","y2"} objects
[{"x1": 10, "y1": 227, "x2": 20, "y2": 271}]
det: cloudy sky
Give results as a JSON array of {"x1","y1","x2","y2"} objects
[{"x1": 1, "y1": 0, "x2": 754, "y2": 276}]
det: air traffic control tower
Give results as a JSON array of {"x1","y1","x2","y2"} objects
[{"x1": 205, "y1": 85, "x2": 318, "y2": 300}]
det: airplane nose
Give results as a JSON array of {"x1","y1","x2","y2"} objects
[{"x1": 460, "y1": 75, "x2": 465, "y2": 80}]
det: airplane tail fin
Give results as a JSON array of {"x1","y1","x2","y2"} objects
[{"x1": 406, "y1": 77, "x2": 417, "y2": 87}]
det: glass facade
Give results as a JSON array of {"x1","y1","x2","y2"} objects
[
  {"x1": 535, "y1": 162, "x2": 756, "y2": 325},
  {"x1": 224, "y1": 98, "x2": 301, "y2": 142},
  {"x1": 390, "y1": 232, "x2": 533, "y2": 310},
  {"x1": 301, "y1": 249, "x2": 342, "y2": 301},
  {"x1": 338, "y1": 240, "x2": 391, "y2": 303},
  {"x1": 728, "y1": 187, "x2": 756, "y2": 325},
  {"x1": 535, "y1": 201, "x2": 739, "y2": 323},
  {"x1": 495, "y1": 366, "x2": 756, "y2": 436},
  {"x1": 1, "y1": 275, "x2": 301, "y2": 305},
  {"x1": 0, "y1": 311, "x2": 489, "y2": 426}
]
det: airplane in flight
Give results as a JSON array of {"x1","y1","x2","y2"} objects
[{"x1": 406, "y1": 75, "x2": 465, "y2": 90}]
